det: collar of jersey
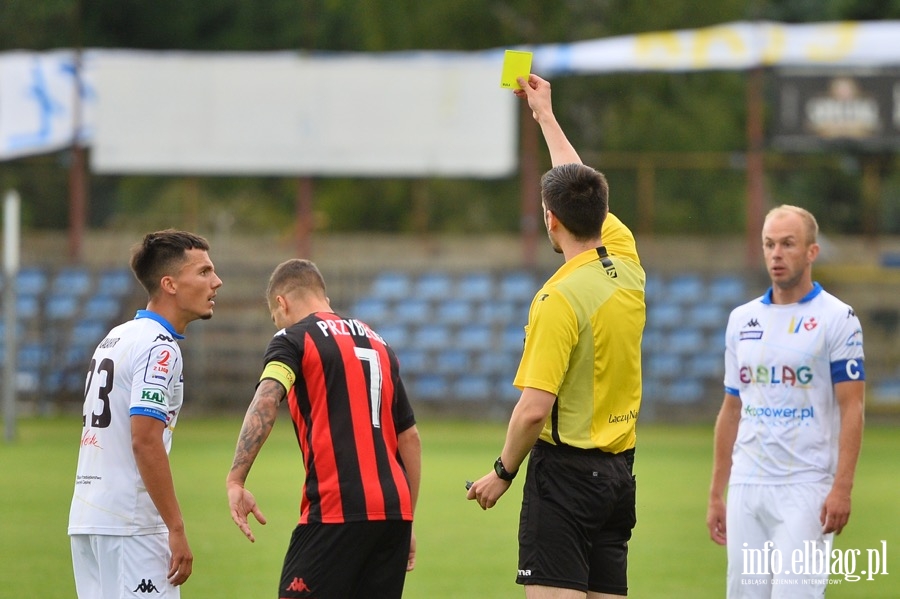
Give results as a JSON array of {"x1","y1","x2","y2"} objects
[
  {"x1": 760, "y1": 281, "x2": 822, "y2": 305},
  {"x1": 543, "y1": 247, "x2": 605, "y2": 287},
  {"x1": 134, "y1": 309, "x2": 185, "y2": 339}
]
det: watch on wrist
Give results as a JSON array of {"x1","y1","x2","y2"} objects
[{"x1": 494, "y1": 456, "x2": 518, "y2": 481}]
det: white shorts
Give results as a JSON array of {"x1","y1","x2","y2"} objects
[
  {"x1": 71, "y1": 533, "x2": 180, "y2": 599},
  {"x1": 725, "y1": 482, "x2": 833, "y2": 599}
]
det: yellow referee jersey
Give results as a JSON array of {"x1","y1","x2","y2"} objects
[{"x1": 513, "y1": 213, "x2": 645, "y2": 453}]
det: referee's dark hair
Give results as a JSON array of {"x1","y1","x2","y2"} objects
[{"x1": 540, "y1": 163, "x2": 609, "y2": 241}]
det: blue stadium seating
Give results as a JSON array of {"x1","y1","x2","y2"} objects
[
  {"x1": 668, "y1": 274, "x2": 705, "y2": 304},
  {"x1": 16, "y1": 267, "x2": 49, "y2": 295},
  {"x1": 414, "y1": 271, "x2": 453, "y2": 300},
  {"x1": 51, "y1": 267, "x2": 93, "y2": 297},
  {"x1": 46, "y1": 294, "x2": 80, "y2": 321},
  {"x1": 453, "y1": 375, "x2": 493, "y2": 400},
  {"x1": 97, "y1": 268, "x2": 133, "y2": 297},
  {"x1": 369, "y1": 272, "x2": 411, "y2": 301},
  {"x1": 412, "y1": 374, "x2": 448, "y2": 401},
  {"x1": 456, "y1": 272, "x2": 493, "y2": 301}
]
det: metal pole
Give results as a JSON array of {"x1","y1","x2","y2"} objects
[{"x1": 4, "y1": 190, "x2": 21, "y2": 442}]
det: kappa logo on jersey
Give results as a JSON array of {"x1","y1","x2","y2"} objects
[
  {"x1": 140, "y1": 388, "x2": 165, "y2": 405},
  {"x1": 132, "y1": 578, "x2": 160, "y2": 593},
  {"x1": 788, "y1": 315, "x2": 818, "y2": 333},
  {"x1": 284, "y1": 577, "x2": 313, "y2": 595},
  {"x1": 740, "y1": 318, "x2": 763, "y2": 341},
  {"x1": 154, "y1": 333, "x2": 174, "y2": 343},
  {"x1": 847, "y1": 307, "x2": 856, "y2": 318}
]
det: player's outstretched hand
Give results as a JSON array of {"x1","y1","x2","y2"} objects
[
  {"x1": 821, "y1": 488, "x2": 851, "y2": 534},
  {"x1": 227, "y1": 483, "x2": 267, "y2": 542},
  {"x1": 706, "y1": 496, "x2": 728, "y2": 545}
]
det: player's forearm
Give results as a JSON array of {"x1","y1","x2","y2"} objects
[
  {"x1": 833, "y1": 387, "x2": 864, "y2": 494},
  {"x1": 709, "y1": 396, "x2": 740, "y2": 499},
  {"x1": 398, "y1": 426, "x2": 422, "y2": 514},
  {"x1": 133, "y1": 435, "x2": 186, "y2": 534},
  {"x1": 227, "y1": 380, "x2": 283, "y2": 485}
]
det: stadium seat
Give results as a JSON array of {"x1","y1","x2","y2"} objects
[
  {"x1": 686, "y1": 352, "x2": 723, "y2": 379},
  {"x1": 434, "y1": 348, "x2": 470, "y2": 375},
  {"x1": 453, "y1": 375, "x2": 493, "y2": 400},
  {"x1": 499, "y1": 271, "x2": 536, "y2": 298},
  {"x1": 71, "y1": 319, "x2": 109, "y2": 344},
  {"x1": 499, "y1": 324, "x2": 525, "y2": 352},
  {"x1": 668, "y1": 274, "x2": 704, "y2": 304},
  {"x1": 456, "y1": 272, "x2": 493, "y2": 301},
  {"x1": 45, "y1": 294, "x2": 80, "y2": 321},
  {"x1": 685, "y1": 302, "x2": 728, "y2": 330},
  {"x1": 51, "y1": 267, "x2": 93, "y2": 297},
  {"x1": 473, "y1": 350, "x2": 518, "y2": 376},
  {"x1": 411, "y1": 374, "x2": 448, "y2": 401},
  {"x1": 666, "y1": 378, "x2": 706, "y2": 404},
  {"x1": 647, "y1": 303, "x2": 683, "y2": 330},
  {"x1": 97, "y1": 268, "x2": 133, "y2": 297},
  {"x1": 455, "y1": 327, "x2": 492, "y2": 351},
  {"x1": 476, "y1": 299, "x2": 523, "y2": 326},
  {"x1": 369, "y1": 271, "x2": 411, "y2": 301},
  {"x1": 16, "y1": 267, "x2": 49, "y2": 296},
  {"x1": 494, "y1": 379, "x2": 522, "y2": 402},
  {"x1": 414, "y1": 271, "x2": 453, "y2": 300},
  {"x1": 436, "y1": 299, "x2": 474, "y2": 326},
  {"x1": 395, "y1": 298, "x2": 431, "y2": 325},
  {"x1": 15, "y1": 294, "x2": 41, "y2": 321},
  {"x1": 646, "y1": 354, "x2": 681, "y2": 379},
  {"x1": 667, "y1": 327, "x2": 706, "y2": 355},
  {"x1": 708, "y1": 274, "x2": 746, "y2": 307},
  {"x1": 352, "y1": 297, "x2": 391, "y2": 325},
  {"x1": 82, "y1": 294, "x2": 121, "y2": 321},
  {"x1": 410, "y1": 325, "x2": 451, "y2": 350},
  {"x1": 395, "y1": 349, "x2": 429, "y2": 375},
  {"x1": 644, "y1": 272, "x2": 666, "y2": 304},
  {"x1": 375, "y1": 323, "x2": 409, "y2": 348}
]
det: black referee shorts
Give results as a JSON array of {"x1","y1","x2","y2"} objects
[
  {"x1": 279, "y1": 520, "x2": 412, "y2": 599},
  {"x1": 517, "y1": 441, "x2": 637, "y2": 595}
]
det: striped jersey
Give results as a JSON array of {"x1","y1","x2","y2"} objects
[
  {"x1": 68, "y1": 310, "x2": 185, "y2": 535},
  {"x1": 513, "y1": 213, "x2": 646, "y2": 452},
  {"x1": 260, "y1": 311, "x2": 416, "y2": 525},
  {"x1": 724, "y1": 283, "x2": 865, "y2": 484}
]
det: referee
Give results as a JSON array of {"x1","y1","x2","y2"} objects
[{"x1": 467, "y1": 74, "x2": 645, "y2": 599}]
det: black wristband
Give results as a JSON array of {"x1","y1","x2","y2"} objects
[{"x1": 494, "y1": 456, "x2": 517, "y2": 481}]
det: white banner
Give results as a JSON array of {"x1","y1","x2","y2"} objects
[{"x1": 90, "y1": 50, "x2": 517, "y2": 177}]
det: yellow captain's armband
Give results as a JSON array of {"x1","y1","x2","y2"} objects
[{"x1": 260, "y1": 361, "x2": 296, "y2": 394}]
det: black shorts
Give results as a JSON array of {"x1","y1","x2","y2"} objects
[
  {"x1": 517, "y1": 441, "x2": 637, "y2": 595},
  {"x1": 278, "y1": 520, "x2": 412, "y2": 599}
]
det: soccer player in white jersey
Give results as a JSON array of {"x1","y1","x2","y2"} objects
[
  {"x1": 707, "y1": 205, "x2": 865, "y2": 598},
  {"x1": 68, "y1": 230, "x2": 222, "y2": 599}
]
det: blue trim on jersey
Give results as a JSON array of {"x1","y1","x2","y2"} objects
[
  {"x1": 832, "y1": 358, "x2": 866, "y2": 383},
  {"x1": 135, "y1": 309, "x2": 184, "y2": 339},
  {"x1": 760, "y1": 281, "x2": 823, "y2": 305},
  {"x1": 129, "y1": 405, "x2": 168, "y2": 422},
  {"x1": 725, "y1": 385, "x2": 740, "y2": 397}
]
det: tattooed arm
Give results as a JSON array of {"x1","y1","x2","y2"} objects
[{"x1": 225, "y1": 378, "x2": 286, "y2": 542}]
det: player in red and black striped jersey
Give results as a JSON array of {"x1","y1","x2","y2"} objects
[{"x1": 226, "y1": 259, "x2": 421, "y2": 599}]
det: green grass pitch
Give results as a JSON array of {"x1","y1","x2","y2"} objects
[{"x1": 1, "y1": 415, "x2": 896, "y2": 597}]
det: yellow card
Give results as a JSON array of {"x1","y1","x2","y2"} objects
[{"x1": 500, "y1": 50, "x2": 532, "y2": 90}]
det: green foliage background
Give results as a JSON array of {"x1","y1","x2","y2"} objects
[{"x1": 2, "y1": 1, "x2": 900, "y2": 235}]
